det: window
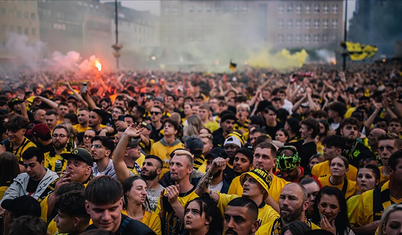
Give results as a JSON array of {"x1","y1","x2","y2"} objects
[
  {"x1": 323, "y1": 34, "x2": 328, "y2": 42},
  {"x1": 188, "y1": 5, "x2": 194, "y2": 12},
  {"x1": 24, "y1": 12, "x2": 29, "y2": 19},
  {"x1": 278, "y1": 4, "x2": 284, "y2": 14},
  {"x1": 17, "y1": 26, "x2": 22, "y2": 34},
  {"x1": 215, "y1": 4, "x2": 220, "y2": 12},
  {"x1": 242, "y1": 5, "x2": 248, "y2": 13},
  {"x1": 233, "y1": 4, "x2": 239, "y2": 13},
  {"x1": 31, "y1": 28, "x2": 36, "y2": 36},
  {"x1": 296, "y1": 19, "x2": 301, "y2": 28},
  {"x1": 287, "y1": 19, "x2": 292, "y2": 28},
  {"x1": 1, "y1": 24, "x2": 6, "y2": 33},
  {"x1": 305, "y1": 19, "x2": 310, "y2": 29},
  {"x1": 332, "y1": 34, "x2": 337, "y2": 42},
  {"x1": 332, "y1": 19, "x2": 338, "y2": 28},
  {"x1": 296, "y1": 4, "x2": 302, "y2": 14},
  {"x1": 296, "y1": 34, "x2": 301, "y2": 43},
  {"x1": 31, "y1": 13, "x2": 35, "y2": 19},
  {"x1": 206, "y1": 4, "x2": 212, "y2": 12},
  {"x1": 314, "y1": 34, "x2": 319, "y2": 43},
  {"x1": 17, "y1": 10, "x2": 22, "y2": 18},
  {"x1": 314, "y1": 4, "x2": 320, "y2": 14},
  {"x1": 163, "y1": 6, "x2": 169, "y2": 15},
  {"x1": 332, "y1": 4, "x2": 338, "y2": 14},
  {"x1": 305, "y1": 34, "x2": 310, "y2": 43},
  {"x1": 278, "y1": 34, "x2": 284, "y2": 43},
  {"x1": 323, "y1": 19, "x2": 329, "y2": 29},
  {"x1": 305, "y1": 4, "x2": 311, "y2": 13},
  {"x1": 9, "y1": 25, "x2": 14, "y2": 32},
  {"x1": 1, "y1": 8, "x2": 6, "y2": 15},
  {"x1": 172, "y1": 6, "x2": 178, "y2": 15},
  {"x1": 323, "y1": 4, "x2": 329, "y2": 14},
  {"x1": 25, "y1": 27, "x2": 29, "y2": 35},
  {"x1": 314, "y1": 19, "x2": 319, "y2": 29},
  {"x1": 278, "y1": 19, "x2": 284, "y2": 28},
  {"x1": 287, "y1": 34, "x2": 292, "y2": 43},
  {"x1": 287, "y1": 4, "x2": 293, "y2": 13}
]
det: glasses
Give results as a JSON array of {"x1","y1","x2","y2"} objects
[
  {"x1": 84, "y1": 135, "x2": 94, "y2": 139},
  {"x1": 52, "y1": 134, "x2": 67, "y2": 139},
  {"x1": 112, "y1": 110, "x2": 122, "y2": 114},
  {"x1": 90, "y1": 144, "x2": 103, "y2": 149},
  {"x1": 151, "y1": 111, "x2": 161, "y2": 115}
]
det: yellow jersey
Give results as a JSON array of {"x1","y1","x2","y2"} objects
[
  {"x1": 378, "y1": 166, "x2": 390, "y2": 186},
  {"x1": 318, "y1": 175, "x2": 356, "y2": 199},
  {"x1": 121, "y1": 210, "x2": 162, "y2": 235},
  {"x1": 256, "y1": 218, "x2": 320, "y2": 235},
  {"x1": 228, "y1": 174, "x2": 289, "y2": 203},
  {"x1": 205, "y1": 120, "x2": 219, "y2": 133},
  {"x1": 72, "y1": 124, "x2": 90, "y2": 134},
  {"x1": 2, "y1": 137, "x2": 36, "y2": 162},
  {"x1": 311, "y1": 160, "x2": 358, "y2": 181},
  {"x1": 44, "y1": 148, "x2": 69, "y2": 172},
  {"x1": 150, "y1": 140, "x2": 185, "y2": 177},
  {"x1": 347, "y1": 194, "x2": 360, "y2": 226}
]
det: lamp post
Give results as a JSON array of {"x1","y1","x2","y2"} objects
[
  {"x1": 115, "y1": 0, "x2": 119, "y2": 69},
  {"x1": 342, "y1": 0, "x2": 348, "y2": 71}
]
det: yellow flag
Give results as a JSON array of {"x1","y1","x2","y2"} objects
[{"x1": 345, "y1": 41, "x2": 378, "y2": 61}]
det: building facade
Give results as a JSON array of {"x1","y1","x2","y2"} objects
[{"x1": 0, "y1": 1, "x2": 40, "y2": 58}]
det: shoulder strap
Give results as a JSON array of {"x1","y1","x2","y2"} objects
[
  {"x1": 341, "y1": 178, "x2": 348, "y2": 197},
  {"x1": 115, "y1": 215, "x2": 132, "y2": 235}
]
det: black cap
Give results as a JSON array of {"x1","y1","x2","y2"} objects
[
  {"x1": 127, "y1": 138, "x2": 141, "y2": 148},
  {"x1": 1, "y1": 195, "x2": 41, "y2": 218},
  {"x1": 205, "y1": 147, "x2": 228, "y2": 160},
  {"x1": 61, "y1": 148, "x2": 93, "y2": 166},
  {"x1": 186, "y1": 136, "x2": 204, "y2": 156}
]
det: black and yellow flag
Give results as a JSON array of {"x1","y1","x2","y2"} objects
[
  {"x1": 229, "y1": 60, "x2": 237, "y2": 71},
  {"x1": 343, "y1": 41, "x2": 378, "y2": 61}
]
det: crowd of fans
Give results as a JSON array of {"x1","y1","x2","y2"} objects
[{"x1": 0, "y1": 60, "x2": 402, "y2": 235}]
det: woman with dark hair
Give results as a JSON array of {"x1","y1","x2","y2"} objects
[
  {"x1": 318, "y1": 156, "x2": 356, "y2": 199},
  {"x1": 122, "y1": 176, "x2": 161, "y2": 235},
  {"x1": 275, "y1": 128, "x2": 289, "y2": 144},
  {"x1": 0, "y1": 152, "x2": 20, "y2": 200},
  {"x1": 312, "y1": 186, "x2": 355, "y2": 235},
  {"x1": 182, "y1": 195, "x2": 223, "y2": 235},
  {"x1": 347, "y1": 164, "x2": 380, "y2": 229},
  {"x1": 281, "y1": 221, "x2": 311, "y2": 235}
]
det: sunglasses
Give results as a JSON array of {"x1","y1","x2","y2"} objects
[
  {"x1": 84, "y1": 135, "x2": 94, "y2": 139},
  {"x1": 90, "y1": 144, "x2": 103, "y2": 149},
  {"x1": 151, "y1": 111, "x2": 161, "y2": 115}
]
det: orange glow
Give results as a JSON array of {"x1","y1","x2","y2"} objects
[{"x1": 95, "y1": 61, "x2": 102, "y2": 71}]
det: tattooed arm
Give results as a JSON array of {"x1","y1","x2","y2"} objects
[{"x1": 195, "y1": 157, "x2": 228, "y2": 202}]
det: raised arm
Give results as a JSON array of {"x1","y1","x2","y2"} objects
[{"x1": 195, "y1": 157, "x2": 228, "y2": 201}]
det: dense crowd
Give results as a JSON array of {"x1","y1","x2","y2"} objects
[{"x1": 0, "y1": 60, "x2": 402, "y2": 235}]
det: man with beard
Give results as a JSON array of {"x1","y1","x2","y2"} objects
[
  {"x1": 256, "y1": 183, "x2": 320, "y2": 235},
  {"x1": 156, "y1": 149, "x2": 198, "y2": 235},
  {"x1": 131, "y1": 105, "x2": 146, "y2": 123},
  {"x1": 149, "y1": 106, "x2": 164, "y2": 141},
  {"x1": 367, "y1": 128, "x2": 386, "y2": 156},
  {"x1": 212, "y1": 113, "x2": 236, "y2": 148},
  {"x1": 204, "y1": 147, "x2": 231, "y2": 193},
  {"x1": 73, "y1": 108, "x2": 91, "y2": 134},
  {"x1": 223, "y1": 197, "x2": 260, "y2": 235},
  {"x1": 88, "y1": 109, "x2": 113, "y2": 136},
  {"x1": 43, "y1": 125, "x2": 70, "y2": 173},
  {"x1": 196, "y1": 161, "x2": 279, "y2": 228},
  {"x1": 141, "y1": 155, "x2": 165, "y2": 212},
  {"x1": 340, "y1": 117, "x2": 375, "y2": 168},
  {"x1": 90, "y1": 136, "x2": 116, "y2": 179},
  {"x1": 56, "y1": 102, "x2": 69, "y2": 124},
  {"x1": 0, "y1": 147, "x2": 59, "y2": 217}
]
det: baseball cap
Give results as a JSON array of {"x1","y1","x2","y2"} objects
[
  {"x1": 205, "y1": 147, "x2": 228, "y2": 160},
  {"x1": 276, "y1": 146, "x2": 300, "y2": 171},
  {"x1": 127, "y1": 138, "x2": 141, "y2": 148},
  {"x1": 240, "y1": 168, "x2": 272, "y2": 199},
  {"x1": 154, "y1": 96, "x2": 164, "y2": 103},
  {"x1": 1, "y1": 195, "x2": 41, "y2": 218},
  {"x1": 26, "y1": 123, "x2": 51, "y2": 139},
  {"x1": 61, "y1": 148, "x2": 93, "y2": 166},
  {"x1": 186, "y1": 136, "x2": 204, "y2": 156},
  {"x1": 224, "y1": 135, "x2": 242, "y2": 148},
  {"x1": 140, "y1": 121, "x2": 152, "y2": 131}
]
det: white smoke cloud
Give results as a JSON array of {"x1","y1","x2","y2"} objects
[
  {"x1": 1, "y1": 32, "x2": 100, "y2": 73},
  {"x1": 316, "y1": 49, "x2": 336, "y2": 63}
]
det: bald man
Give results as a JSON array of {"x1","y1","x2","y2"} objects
[{"x1": 367, "y1": 128, "x2": 386, "y2": 154}]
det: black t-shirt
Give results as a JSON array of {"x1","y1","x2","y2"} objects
[
  {"x1": 86, "y1": 213, "x2": 155, "y2": 235},
  {"x1": 26, "y1": 178, "x2": 40, "y2": 196},
  {"x1": 264, "y1": 122, "x2": 284, "y2": 139}
]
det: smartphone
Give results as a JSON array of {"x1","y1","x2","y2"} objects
[{"x1": 81, "y1": 82, "x2": 87, "y2": 93}]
